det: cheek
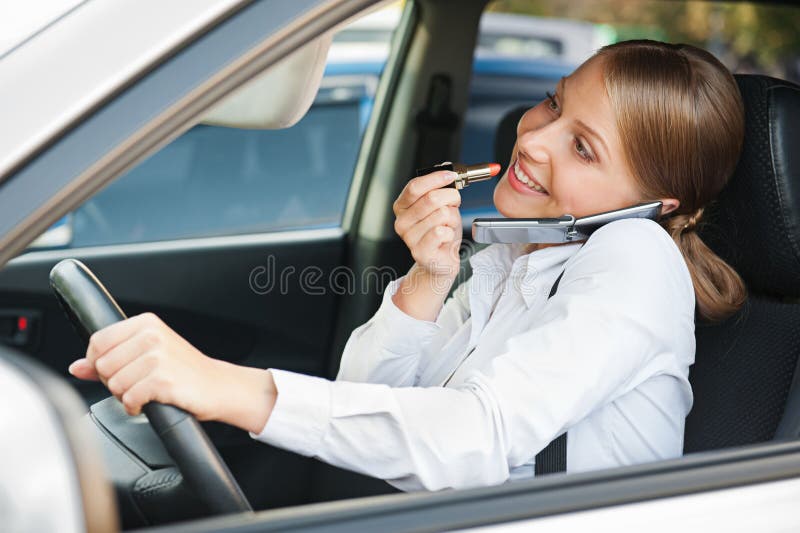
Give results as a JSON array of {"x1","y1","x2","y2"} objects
[
  {"x1": 550, "y1": 173, "x2": 585, "y2": 213},
  {"x1": 492, "y1": 175, "x2": 509, "y2": 209},
  {"x1": 553, "y1": 172, "x2": 640, "y2": 219}
]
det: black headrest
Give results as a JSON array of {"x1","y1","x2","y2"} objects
[
  {"x1": 493, "y1": 74, "x2": 800, "y2": 298},
  {"x1": 702, "y1": 75, "x2": 800, "y2": 297}
]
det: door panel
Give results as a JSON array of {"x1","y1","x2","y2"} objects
[
  {"x1": 0, "y1": 230, "x2": 345, "y2": 395},
  {"x1": 0, "y1": 230, "x2": 347, "y2": 511}
]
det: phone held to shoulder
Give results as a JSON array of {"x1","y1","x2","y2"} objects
[{"x1": 472, "y1": 201, "x2": 663, "y2": 244}]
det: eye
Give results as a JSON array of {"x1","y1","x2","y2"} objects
[
  {"x1": 575, "y1": 137, "x2": 593, "y2": 162},
  {"x1": 545, "y1": 91, "x2": 560, "y2": 113}
]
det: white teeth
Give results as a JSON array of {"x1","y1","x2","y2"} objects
[
  {"x1": 515, "y1": 162, "x2": 528, "y2": 182},
  {"x1": 514, "y1": 160, "x2": 547, "y2": 194}
]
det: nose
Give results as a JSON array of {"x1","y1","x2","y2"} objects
[{"x1": 516, "y1": 119, "x2": 559, "y2": 166}]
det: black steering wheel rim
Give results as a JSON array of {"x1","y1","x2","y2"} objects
[{"x1": 50, "y1": 258, "x2": 252, "y2": 515}]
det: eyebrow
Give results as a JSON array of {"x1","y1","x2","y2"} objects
[{"x1": 559, "y1": 77, "x2": 609, "y2": 160}]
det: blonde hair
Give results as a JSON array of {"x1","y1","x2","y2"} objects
[{"x1": 596, "y1": 40, "x2": 747, "y2": 322}]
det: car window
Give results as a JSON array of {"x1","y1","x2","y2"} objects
[
  {"x1": 457, "y1": 0, "x2": 800, "y2": 223},
  {"x1": 30, "y1": 5, "x2": 397, "y2": 250}
]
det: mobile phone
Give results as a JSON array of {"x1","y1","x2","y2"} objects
[{"x1": 472, "y1": 201, "x2": 662, "y2": 244}]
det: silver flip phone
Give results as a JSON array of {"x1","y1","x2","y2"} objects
[{"x1": 472, "y1": 201, "x2": 663, "y2": 244}]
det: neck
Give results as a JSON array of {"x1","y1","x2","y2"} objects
[
  {"x1": 522, "y1": 240, "x2": 587, "y2": 255},
  {"x1": 523, "y1": 242, "x2": 558, "y2": 254}
]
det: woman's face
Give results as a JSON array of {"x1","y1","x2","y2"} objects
[{"x1": 493, "y1": 56, "x2": 664, "y2": 220}]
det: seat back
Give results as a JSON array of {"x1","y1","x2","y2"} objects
[
  {"x1": 687, "y1": 75, "x2": 800, "y2": 451},
  {"x1": 491, "y1": 74, "x2": 800, "y2": 452}
]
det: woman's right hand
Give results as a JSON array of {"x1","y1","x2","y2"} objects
[{"x1": 393, "y1": 170, "x2": 463, "y2": 280}]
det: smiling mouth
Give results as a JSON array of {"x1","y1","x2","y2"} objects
[{"x1": 512, "y1": 159, "x2": 549, "y2": 194}]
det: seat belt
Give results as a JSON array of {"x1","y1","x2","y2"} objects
[{"x1": 534, "y1": 269, "x2": 568, "y2": 475}]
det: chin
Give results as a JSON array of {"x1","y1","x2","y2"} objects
[{"x1": 493, "y1": 177, "x2": 543, "y2": 218}]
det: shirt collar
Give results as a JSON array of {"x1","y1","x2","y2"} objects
[
  {"x1": 465, "y1": 244, "x2": 515, "y2": 344},
  {"x1": 467, "y1": 243, "x2": 522, "y2": 277},
  {"x1": 469, "y1": 242, "x2": 583, "y2": 309},
  {"x1": 517, "y1": 243, "x2": 583, "y2": 307}
]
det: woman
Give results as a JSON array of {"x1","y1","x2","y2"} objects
[{"x1": 69, "y1": 40, "x2": 746, "y2": 491}]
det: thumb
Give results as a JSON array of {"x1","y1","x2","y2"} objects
[{"x1": 68, "y1": 358, "x2": 100, "y2": 381}]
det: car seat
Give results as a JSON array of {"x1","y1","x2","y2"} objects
[{"x1": 491, "y1": 74, "x2": 800, "y2": 453}]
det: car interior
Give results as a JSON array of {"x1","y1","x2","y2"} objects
[{"x1": 0, "y1": 0, "x2": 799, "y2": 530}]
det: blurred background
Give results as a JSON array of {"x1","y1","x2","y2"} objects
[{"x1": 486, "y1": 0, "x2": 800, "y2": 81}]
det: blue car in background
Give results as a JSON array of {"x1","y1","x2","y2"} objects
[{"x1": 35, "y1": 51, "x2": 574, "y2": 249}]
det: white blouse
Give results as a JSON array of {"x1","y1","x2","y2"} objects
[{"x1": 251, "y1": 218, "x2": 696, "y2": 492}]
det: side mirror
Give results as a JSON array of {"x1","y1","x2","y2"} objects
[{"x1": 0, "y1": 347, "x2": 117, "y2": 531}]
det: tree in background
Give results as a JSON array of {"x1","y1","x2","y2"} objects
[{"x1": 488, "y1": 0, "x2": 800, "y2": 81}]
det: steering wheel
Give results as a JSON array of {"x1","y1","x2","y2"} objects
[{"x1": 49, "y1": 258, "x2": 252, "y2": 515}]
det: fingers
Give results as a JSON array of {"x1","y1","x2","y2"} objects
[
  {"x1": 93, "y1": 327, "x2": 163, "y2": 381},
  {"x1": 71, "y1": 311, "x2": 218, "y2": 419},
  {"x1": 392, "y1": 172, "x2": 463, "y2": 277},
  {"x1": 95, "y1": 331, "x2": 174, "y2": 416},
  {"x1": 402, "y1": 206, "x2": 461, "y2": 249},
  {"x1": 419, "y1": 225, "x2": 457, "y2": 251},
  {"x1": 394, "y1": 188, "x2": 462, "y2": 236},
  {"x1": 393, "y1": 170, "x2": 457, "y2": 212},
  {"x1": 86, "y1": 312, "x2": 162, "y2": 367},
  {"x1": 120, "y1": 374, "x2": 167, "y2": 417},
  {"x1": 68, "y1": 358, "x2": 100, "y2": 381},
  {"x1": 412, "y1": 225, "x2": 459, "y2": 273},
  {"x1": 106, "y1": 352, "x2": 157, "y2": 401}
]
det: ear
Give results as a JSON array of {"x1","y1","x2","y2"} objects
[{"x1": 658, "y1": 198, "x2": 680, "y2": 217}]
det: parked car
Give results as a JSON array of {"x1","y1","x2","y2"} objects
[
  {"x1": 1, "y1": 0, "x2": 799, "y2": 531},
  {"x1": 332, "y1": 5, "x2": 610, "y2": 64}
]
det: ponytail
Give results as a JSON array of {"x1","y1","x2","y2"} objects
[{"x1": 662, "y1": 208, "x2": 747, "y2": 322}]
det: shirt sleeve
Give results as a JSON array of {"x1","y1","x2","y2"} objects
[
  {"x1": 252, "y1": 219, "x2": 695, "y2": 491},
  {"x1": 336, "y1": 275, "x2": 472, "y2": 386}
]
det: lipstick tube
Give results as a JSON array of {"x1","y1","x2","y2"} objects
[{"x1": 415, "y1": 162, "x2": 502, "y2": 190}]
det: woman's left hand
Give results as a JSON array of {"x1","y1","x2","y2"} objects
[{"x1": 69, "y1": 312, "x2": 276, "y2": 433}]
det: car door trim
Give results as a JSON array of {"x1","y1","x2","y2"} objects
[
  {"x1": 9, "y1": 227, "x2": 345, "y2": 265},
  {"x1": 459, "y1": 475, "x2": 800, "y2": 532},
  {"x1": 341, "y1": 1, "x2": 418, "y2": 235},
  {"x1": 146, "y1": 440, "x2": 800, "y2": 532}
]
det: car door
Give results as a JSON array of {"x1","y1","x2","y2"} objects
[
  {"x1": 146, "y1": 439, "x2": 800, "y2": 532},
  {"x1": 0, "y1": 0, "x2": 407, "y2": 511}
]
